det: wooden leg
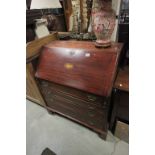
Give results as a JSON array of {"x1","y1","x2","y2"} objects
[
  {"x1": 47, "y1": 110, "x2": 55, "y2": 115},
  {"x1": 109, "y1": 89, "x2": 119, "y2": 131},
  {"x1": 41, "y1": 148, "x2": 56, "y2": 155},
  {"x1": 98, "y1": 132, "x2": 107, "y2": 140}
]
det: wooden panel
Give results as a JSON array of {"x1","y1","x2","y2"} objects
[
  {"x1": 26, "y1": 32, "x2": 58, "y2": 60},
  {"x1": 38, "y1": 79, "x2": 108, "y2": 138},
  {"x1": 26, "y1": 63, "x2": 45, "y2": 106},
  {"x1": 39, "y1": 80, "x2": 106, "y2": 109},
  {"x1": 114, "y1": 66, "x2": 129, "y2": 91},
  {"x1": 39, "y1": 80, "x2": 106, "y2": 113},
  {"x1": 26, "y1": 32, "x2": 58, "y2": 106},
  {"x1": 38, "y1": 80, "x2": 107, "y2": 132},
  {"x1": 46, "y1": 98, "x2": 105, "y2": 129},
  {"x1": 109, "y1": 89, "x2": 129, "y2": 130},
  {"x1": 36, "y1": 41, "x2": 123, "y2": 97}
]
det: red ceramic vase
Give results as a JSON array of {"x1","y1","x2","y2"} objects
[{"x1": 92, "y1": 0, "x2": 115, "y2": 47}]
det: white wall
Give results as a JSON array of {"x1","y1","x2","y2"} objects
[
  {"x1": 30, "y1": 0, "x2": 62, "y2": 9},
  {"x1": 111, "y1": 0, "x2": 121, "y2": 42}
]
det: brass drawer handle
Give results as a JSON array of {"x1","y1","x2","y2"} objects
[{"x1": 87, "y1": 95, "x2": 97, "y2": 101}]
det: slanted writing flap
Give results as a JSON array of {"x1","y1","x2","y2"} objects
[{"x1": 35, "y1": 41, "x2": 122, "y2": 97}]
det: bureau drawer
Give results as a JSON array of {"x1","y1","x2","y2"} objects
[
  {"x1": 49, "y1": 88, "x2": 107, "y2": 113},
  {"x1": 44, "y1": 93, "x2": 106, "y2": 130},
  {"x1": 39, "y1": 81, "x2": 107, "y2": 114},
  {"x1": 41, "y1": 87, "x2": 106, "y2": 118},
  {"x1": 40, "y1": 80, "x2": 107, "y2": 108}
]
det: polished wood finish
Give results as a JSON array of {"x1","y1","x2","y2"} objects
[
  {"x1": 114, "y1": 66, "x2": 129, "y2": 91},
  {"x1": 36, "y1": 41, "x2": 123, "y2": 97},
  {"x1": 110, "y1": 66, "x2": 129, "y2": 130},
  {"x1": 26, "y1": 33, "x2": 58, "y2": 106},
  {"x1": 38, "y1": 79, "x2": 108, "y2": 138},
  {"x1": 35, "y1": 41, "x2": 123, "y2": 139}
]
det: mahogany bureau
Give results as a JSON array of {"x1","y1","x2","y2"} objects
[{"x1": 35, "y1": 41, "x2": 123, "y2": 139}]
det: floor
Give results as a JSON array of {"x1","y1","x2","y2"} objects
[{"x1": 26, "y1": 100, "x2": 129, "y2": 155}]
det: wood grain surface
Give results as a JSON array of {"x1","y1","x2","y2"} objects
[
  {"x1": 35, "y1": 41, "x2": 123, "y2": 97},
  {"x1": 26, "y1": 32, "x2": 58, "y2": 105},
  {"x1": 26, "y1": 32, "x2": 58, "y2": 60},
  {"x1": 114, "y1": 66, "x2": 129, "y2": 92},
  {"x1": 38, "y1": 79, "x2": 108, "y2": 138}
]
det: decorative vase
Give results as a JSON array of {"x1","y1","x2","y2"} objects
[{"x1": 92, "y1": 0, "x2": 115, "y2": 47}]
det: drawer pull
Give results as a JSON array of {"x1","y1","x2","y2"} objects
[
  {"x1": 87, "y1": 95, "x2": 97, "y2": 101},
  {"x1": 88, "y1": 106, "x2": 95, "y2": 110},
  {"x1": 89, "y1": 113, "x2": 95, "y2": 117}
]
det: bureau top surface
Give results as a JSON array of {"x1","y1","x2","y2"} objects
[
  {"x1": 36, "y1": 41, "x2": 123, "y2": 97},
  {"x1": 44, "y1": 41, "x2": 122, "y2": 53}
]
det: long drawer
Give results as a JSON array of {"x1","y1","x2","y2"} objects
[
  {"x1": 44, "y1": 92, "x2": 106, "y2": 130},
  {"x1": 40, "y1": 80, "x2": 107, "y2": 108},
  {"x1": 39, "y1": 80, "x2": 108, "y2": 130},
  {"x1": 49, "y1": 90, "x2": 106, "y2": 115}
]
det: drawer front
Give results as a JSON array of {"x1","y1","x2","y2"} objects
[
  {"x1": 45, "y1": 94, "x2": 106, "y2": 130},
  {"x1": 40, "y1": 80, "x2": 107, "y2": 108},
  {"x1": 39, "y1": 81, "x2": 107, "y2": 130},
  {"x1": 50, "y1": 90, "x2": 106, "y2": 115},
  {"x1": 47, "y1": 92, "x2": 105, "y2": 119}
]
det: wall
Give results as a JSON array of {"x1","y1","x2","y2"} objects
[{"x1": 30, "y1": 0, "x2": 62, "y2": 9}]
